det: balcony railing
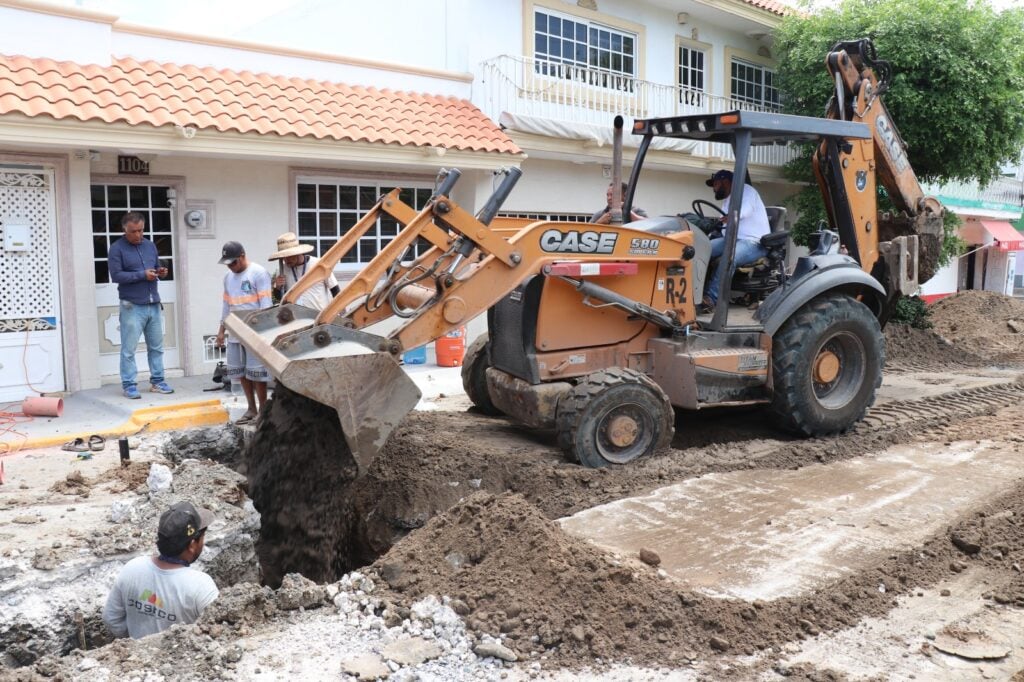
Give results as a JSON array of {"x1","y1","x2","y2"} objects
[
  {"x1": 924, "y1": 177, "x2": 1024, "y2": 215},
  {"x1": 479, "y1": 55, "x2": 797, "y2": 168}
]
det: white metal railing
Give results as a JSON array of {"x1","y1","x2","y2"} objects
[
  {"x1": 923, "y1": 177, "x2": 1024, "y2": 213},
  {"x1": 479, "y1": 54, "x2": 797, "y2": 168}
]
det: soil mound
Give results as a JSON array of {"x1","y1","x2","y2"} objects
[
  {"x1": 930, "y1": 291, "x2": 1024, "y2": 362},
  {"x1": 883, "y1": 323, "x2": 981, "y2": 369},
  {"x1": 371, "y1": 491, "x2": 770, "y2": 665}
]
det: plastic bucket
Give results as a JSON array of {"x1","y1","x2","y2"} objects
[
  {"x1": 22, "y1": 396, "x2": 63, "y2": 418},
  {"x1": 402, "y1": 345, "x2": 427, "y2": 365},
  {"x1": 435, "y1": 326, "x2": 466, "y2": 367}
]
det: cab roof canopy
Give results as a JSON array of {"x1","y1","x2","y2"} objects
[{"x1": 633, "y1": 110, "x2": 871, "y2": 146}]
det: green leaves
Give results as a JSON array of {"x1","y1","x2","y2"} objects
[{"x1": 777, "y1": 0, "x2": 1024, "y2": 186}]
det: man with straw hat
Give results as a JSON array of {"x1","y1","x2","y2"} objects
[{"x1": 268, "y1": 232, "x2": 341, "y2": 312}]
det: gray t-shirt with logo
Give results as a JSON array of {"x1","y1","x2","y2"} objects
[{"x1": 102, "y1": 556, "x2": 219, "y2": 639}]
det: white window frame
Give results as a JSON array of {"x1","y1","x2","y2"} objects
[
  {"x1": 294, "y1": 175, "x2": 435, "y2": 273},
  {"x1": 729, "y1": 57, "x2": 780, "y2": 111},
  {"x1": 676, "y1": 38, "x2": 710, "y2": 109},
  {"x1": 532, "y1": 6, "x2": 638, "y2": 88}
]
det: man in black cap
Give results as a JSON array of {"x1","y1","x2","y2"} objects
[
  {"x1": 702, "y1": 169, "x2": 771, "y2": 311},
  {"x1": 215, "y1": 241, "x2": 273, "y2": 424},
  {"x1": 102, "y1": 501, "x2": 219, "y2": 639}
]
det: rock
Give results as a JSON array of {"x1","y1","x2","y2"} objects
[
  {"x1": 382, "y1": 637, "x2": 442, "y2": 666},
  {"x1": 341, "y1": 653, "x2": 390, "y2": 680},
  {"x1": 448, "y1": 598, "x2": 470, "y2": 616},
  {"x1": 638, "y1": 548, "x2": 661, "y2": 567},
  {"x1": 951, "y1": 532, "x2": 982, "y2": 555},
  {"x1": 276, "y1": 573, "x2": 326, "y2": 611},
  {"x1": 31, "y1": 549, "x2": 59, "y2": 571},
  {"x1": 709, "y1": 636, "x2": 730, "y2": 652},
  {"x1": 799, "y1": 619, "x2": 820, "y2": 636},
  {"x1": 12, "y1": 515, "x2": 41, "y2": 524},
  {"x1": 146, "y1": 463, "x2": 173, "y2": 492},
  {"x1": 940, "y1": 589, "x2": 951, "y2": 597},
  {"x1": 474, "y1": 642, "x2": 518, "y2": 662},
  {"x1": 1007, "y1": 320, "x2": 1024, "y2": 333},
  {"x1": 569, "y1": 626, "x2": 586, "y2": 642}
]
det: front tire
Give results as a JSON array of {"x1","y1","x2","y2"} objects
[
  {"x1": 555, "y1": 367, "x2": 674, "y2": 468},
  {"x1": 461, "y1": 334, "x2": 502, "y2": 416},
  {"x1": 770, "y1": 293, "x2": 883, "y2": 436}
]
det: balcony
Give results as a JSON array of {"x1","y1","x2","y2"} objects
[
  {"x1": 479, "y1": 55, "x2": 798, "y2": 169},
  {"x1": 923, "y1": 177, "x2": 1024, "y2": 218}
]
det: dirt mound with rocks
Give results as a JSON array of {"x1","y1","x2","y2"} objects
[{"x1": 930, "y1": 291, "x2": 1024, "y2": 362}]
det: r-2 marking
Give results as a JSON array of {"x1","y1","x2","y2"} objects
[{"x1": 665, "y1": 276, "x2": 687, "y2": 305}]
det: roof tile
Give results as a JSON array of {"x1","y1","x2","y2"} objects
[{"x1": 0, "y1": 53, "x2": 521, "y2": 155}]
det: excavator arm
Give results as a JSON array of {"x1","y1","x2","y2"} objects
[{"x1": 813, "y1": 38, "x2": 944, "y2": 294}]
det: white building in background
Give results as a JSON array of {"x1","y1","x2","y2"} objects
[
  {"x1": 0, "y1": 0, "x2": 790, "y2": 401},
  {"x1": 919, "y1": 176, "x2": 1024, "y2": 302}
]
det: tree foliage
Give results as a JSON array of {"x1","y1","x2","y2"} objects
[{"x1": 774, "y1": 0, "x2": 1024, "y2": 248}]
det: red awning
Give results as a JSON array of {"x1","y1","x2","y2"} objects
[{"x1": 981, "y1": 221, "x2": 1024, "y2": 251}]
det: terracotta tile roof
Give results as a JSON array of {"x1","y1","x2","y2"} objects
[
  {"x1": 0, "y1": 54, "x2": 521, "y2": 155},
  {"x1": 743, "y1": 0, "x2": 790, "y2": 16}
]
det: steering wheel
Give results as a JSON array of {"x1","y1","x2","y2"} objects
[{"x1": 692, "y1": 199, "x2": 726, "y2": 220}]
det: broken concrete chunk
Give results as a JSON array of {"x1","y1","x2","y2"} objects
[
  {"x1": 382, "y1": 637, "x2": 442, "y2": 666},
  {"x1": 473, "y1": 641, "x2": 518, "y2": 661},
  {"x1": 340, "y1": 653, "x2": 390, "y2": 680},
  {"x1": 146, "y1": 463, "x2": 172, "y2": 492},
  {"x1": 933, "y1": 630, "x2": 1011, "y2": 660},
  {"x1": 1007, "y1": 319, "x2": 1023, "y2": 333}
]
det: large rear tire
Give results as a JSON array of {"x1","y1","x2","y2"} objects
[
  {"x1": 461, "y1": 333, "x2": 502, "y2": 416},
  {"x1": 555, "y1": 367, "x2": 674, "y2": 468},
  {"x1": 770, "y1": 293, "x2": 884, "y2": 436}
]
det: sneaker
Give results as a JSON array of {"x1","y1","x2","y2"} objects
[
  {"x1": 124, "y1": 385, "x2": 141, "y2": 399},
  {"x1": 150, "y1": 381, "x2": 175, "y2": 394}
]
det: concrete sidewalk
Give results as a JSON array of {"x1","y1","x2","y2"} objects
[{"x1": 1, "y1": 363, "x2": 465, "y2": 453}]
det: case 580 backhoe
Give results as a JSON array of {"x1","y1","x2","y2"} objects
[{"x1": 226, "y1": 39, "x2": 943, "y2": 474}]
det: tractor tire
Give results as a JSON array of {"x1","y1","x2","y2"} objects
[
  {"x1": 555, "y1": 367, "x2": 674, "y2": 468},
  {"x1": 769, "y1": 293, "x2": 884, "y2": 436},
  {"x1": 461, "y1": 333, "x2": 502, "y2": 416}
]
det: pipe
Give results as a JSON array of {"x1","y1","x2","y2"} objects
[
  {"x1": 610, "y1": 115, "x2": 624, "y2": 225},
  {"x1": 22, "y1": 396, "x2": 63, "y2": 418}
]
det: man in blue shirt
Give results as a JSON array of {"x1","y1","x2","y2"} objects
[{"x1": 107, "y1": 212, "x2": 174, "y2": 399}]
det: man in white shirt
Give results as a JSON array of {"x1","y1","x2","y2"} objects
[
  {"x1": 702, "y1": 170, "x2": 771, "y2": 310},
  {"x1": 102, "y1": 501, "x2": 219, "y2": 639},
  {"x1": 268, "y1": 232, "x2": 341, "y2": 312}
]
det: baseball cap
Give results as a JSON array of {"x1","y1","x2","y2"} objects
[
  {"x1": 218, "y1": 241, "x2": 245, "y2": 265},
  {"x1": 705, "y1": 170, "x2": 733, "y2": 187},
  {"x1": 157, "y1": 501, "x2": 214, "y2": 549}
]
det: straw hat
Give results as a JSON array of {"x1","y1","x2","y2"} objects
[{"x1": 269, "y1": 232, "x2": 314, "y2": 260}]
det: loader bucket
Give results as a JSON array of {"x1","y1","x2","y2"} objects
[{"x1": 224, "y1": 304, "x2": 422, "y2": 473}]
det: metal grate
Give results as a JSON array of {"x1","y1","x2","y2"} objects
[{"x1": 0, "y1": 170, "x2": 55, "y2": 318}]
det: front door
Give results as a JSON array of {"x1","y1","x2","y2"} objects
[
  {"x1": 0, "y1": 165, "x2": 64, "y2": 401},
  {"x1": 91, "y1": 182, "x2": 179, "y2": 380}
]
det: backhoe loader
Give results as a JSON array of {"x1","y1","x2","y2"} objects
[{"x1": 226, "y1": 39, "x2": 943, "y2": 473}]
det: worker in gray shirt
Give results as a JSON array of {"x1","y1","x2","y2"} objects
[
  {"x1": 102, "y1": 502, "x2": 219, "y2": 639},
  {"x1": 107, "y1": 211, "x2": 174, "y2": 399}
]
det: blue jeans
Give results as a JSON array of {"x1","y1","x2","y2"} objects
[
  {"x1": 705, "y1": 238, "x2": 768, "y2": 304},
  {"x1": 119, "y1": 301, "x2": 165, "y2": 389}
]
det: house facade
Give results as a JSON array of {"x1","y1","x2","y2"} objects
[{"x1": 0, "y1": 0, "x2": 791, "y2": 402}]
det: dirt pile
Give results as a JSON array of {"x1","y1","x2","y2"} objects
[
  {"x1": 884, "y1": 323, "x2": 983, "y2": 369},
  {"x1": 930, "y1": 290, "x2": 1024, "y2": 362}
]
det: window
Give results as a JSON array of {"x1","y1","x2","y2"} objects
[
  {"x1": 534, "y1": 9, "x2": 636, "y2": 86},
  {"x1": 730, "y1": 59, "x2": 780, "y2": 110},
  {"x1": 678, "y1": 44, "x2": 706, "y2": 107},
  {"x1": 90, "y1": 184, "x2": 175, "y2": 284},
  {"x1": 296, "y1": 180, "x2": 434, "y2": 266},
  {"x1": 499, "y1": 211, "x2": 591, "y2": 223}
]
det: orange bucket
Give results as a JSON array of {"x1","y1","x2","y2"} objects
[{"x1": 435, "y1": 326, "x2": 467, "y2": 367}]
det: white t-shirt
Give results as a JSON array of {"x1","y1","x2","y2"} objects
[
  {"x1": 277, "y1": 255, "x2": 340, "y2": 312},
  {"x1": 221, "y1": 263, "x2": 273, "y2": 344},
  {"x1": 102, "y1": 556, "x2": 219, "y2": 639},
  {"x1": 722, "y1": 183, "x2": 771, "y2": 242}
]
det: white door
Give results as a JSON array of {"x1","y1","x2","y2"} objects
[
  {"x1": 0, "y1": 166, "x2": 65, "y2": 401},
  {"x1": 91, "y1": 182, "x2": 180, "y2": 380}
]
